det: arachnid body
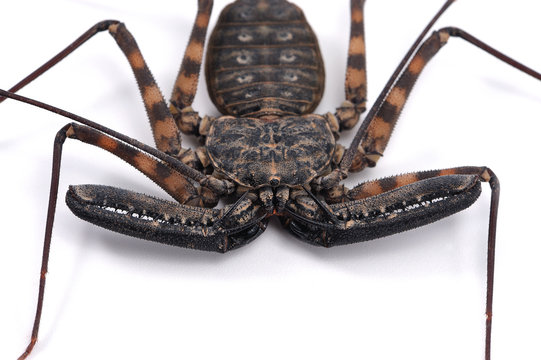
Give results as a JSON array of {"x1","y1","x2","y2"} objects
[{"x1": 1, "y1": 0, "x2": 541, "y2": 359}]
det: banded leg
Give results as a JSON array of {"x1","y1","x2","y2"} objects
[
  {"x1": 0, "y1": 87, "x2": 236, "y2": 199},
  {"x1": 323, "y1": 166, "x2": 490, "y2": 203},
  {"x1": 342, "y1": 26, "x2": 541, "y2": 173},
  {"x1": 15, "y1": 120, "x2": 259, "y2": 360},
  {"x1": 65, "y1": 122, "x2": 218, "y2": 207},
  {"x1": 314, "y1": 0, "x2": 456, "y2": 190},
  {"x1": 169, "y1": 0, "x2": 214, "y2": 136},
  {"x1": 287, "y1": 166, "x2": 499, "y2": 360},
  {"x1": 334, "y1": 0, "x2": 368, "y2": 130},
  {"x1": 0, "y1": 20, "x2": 203, "y2": 166},
  {"x1": 107, "y1": 23, "x2": 184, "y2": 158}
]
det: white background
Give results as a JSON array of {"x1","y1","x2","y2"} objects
[{"x1": 1, "y1": 0, "x2": 540, "y2": 359}]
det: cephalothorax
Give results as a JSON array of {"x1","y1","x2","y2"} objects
[
  {"x1": 2, "y1": 0, "x2": 540, "y2": 359},
  {"x1": 206, "y1": 116, "x2": 335, "y2": 189}
]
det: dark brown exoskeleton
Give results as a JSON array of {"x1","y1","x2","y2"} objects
[{"x1": 2, "y1": 0, "x2": 541, "y2": 359}]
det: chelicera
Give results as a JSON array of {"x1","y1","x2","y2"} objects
[{"x1": 2, "y1": 0, "x2": 540, "y2": 359}]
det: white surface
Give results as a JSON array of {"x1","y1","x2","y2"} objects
[{"x1": 1, "y1": 1, "x2": 540, "y2": 359}]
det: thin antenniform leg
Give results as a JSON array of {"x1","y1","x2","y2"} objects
[
  {"x1": 484, "y1": 168, "x2": 499, "y2": 360},
  {"x1": 17, "y1": 121, "x2": 195, "y2": 359},
  {"x1": 0, "y1": 19, "x2": 203, "y2": 166},
  {"x1": 349, "y1": 167, "x2": 499, "y2": 360},
  {"x1": 0, "y1": 88, "x2": 234, "y2": 196},
  {"x1": 13, "y1": 118, "x2": 249, "y2": 359},
  {"x1": 0, "y1": 21, "x2": 118, "y2": 104},
  {"x1": 17, "y1": 125, "x2": 69, "y2": 360},
  {"x1": 334, "y1": 0, "x2": 368, "y2": 130},
  {"x1": 341, "y1": 26, "x2": 541, "y2": 173},
  {"x1": 314, "y1": 0, "x2": 456, "y2": 189},
  {"x1": 312, "y1": 166, "x2": 500, "y2": 360}
]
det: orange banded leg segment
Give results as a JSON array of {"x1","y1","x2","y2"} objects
[
  {"x1": 169, "y1": 0, "x2": 214, "y2": 136},
  {"x1": 0, "y1": 20, "x2": 205, "y2": 167},
  {"x1": 334, "y1": 0, "x2": 367, "y2": 130},
  {"x1": 325, "y1": 166, "x2": 490, "y2": 203},
  {"x1": 0, "y1": 21, "x2": 183, "y2": 156},
  {"x1": 349, "y1": 28, "x2": 450, "y2": 172},
  {"x1": 314, "y1": 1, "x2": 458, "y2": 191},
  {"x1": 15, "y1": 120, "x2": 246, "y2": 360},
  {"x1": 289, "y1": 166, "x2": 499, "y2": 360},
  {"x1": 107, "y1": 23, "x2": 184, "y2": 158},
  {"x1": 346, "y1": 27, "x2": 541, "y2": 173},
  {"x1": 66, "y1": 122, "x2": 218, "y2": 208}
]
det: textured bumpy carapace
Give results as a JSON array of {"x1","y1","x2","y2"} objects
[
  {"x1": 205, "y1": 0, "x2": 325, "y2": 118},
  {"x1": 3, "y1": 0, "x2": 541, "y2": 359}
]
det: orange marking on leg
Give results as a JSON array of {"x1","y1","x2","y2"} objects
[
  {"x1": 163, "y1": 173, "x2": 180, "y2": 191},
  {"x1": 176, "y1": 73, "x2": 199, "y2": 95},
  {"x1": 196, "y1": 13, "x2": 210, "y2": 28},
  {"x1": 185, "y1": 41, "x2": 204, "y2": 62},
  {"x1": 360, "y1": 181, "x2": 384, "y2": 197},
  {"x1": 352, "y1": 8, "x2": 364, "y2": 23},
  {"x1": 408, "y1": 56, "x2": 426, "y2": 75},
  {"x1": 128, "y1": 51, "x2": 145, "y2": 70},
  {"x1": 349, "y1": 35, "x2": 366, "y2": 56},
  {"x1": 132, "y1": 152, "x2": 159, "y2": 176},
  {"x1": 438, "y1": 30, "x2": 450, "y2": 43},
  {"x1": 108, "y1": 23, "x2": 120, "y2": 34},
  {"x1": 395, "y1": 173, "x2": 419, "y2": 187},
  {"x1": 162, "y1": 172, "x2": 196, "y2": 202},
  {"x1": 481, "y1": 169, "x2": 491, "y2": 182},
  {"x1": 66, "y1": 125, "x2": 76, "y2": 138},
  {"x1": 367, "y1": 117, "x2": 393, "y2": 154},
  {"x1": 143, "y1": 85, "x2": 165, "y2": 107},
  {"x1": 387, "y1": 87, "x2": 407, "y2": 107},
  {"x1": 439, "y1": 168, "x2": 458, "y2": 176},
  {"x1": 368, "y1": 117, "x2": 392, "y2": 139},
  {"x1": 346, "y1": 68, "x2": 367, "y2": 88},
  {"x1": 97, "y1": 134, "x2": 119, "y2": 152},
  {"x1": 153, "y1": 118, "x2": 179, "y2": 139}
]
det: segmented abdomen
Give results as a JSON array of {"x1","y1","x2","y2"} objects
[{"x1": 205, "y1": 0, "x2": 325, "y2": 118}]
